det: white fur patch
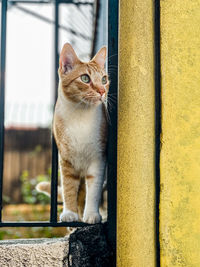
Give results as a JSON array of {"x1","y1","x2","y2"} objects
[
  {"x1": 83, "y1": 212, "x2": 102, "y2": 224},
  {"x1": 60, "y1": 209, "x2": 79, "y2": 222}
]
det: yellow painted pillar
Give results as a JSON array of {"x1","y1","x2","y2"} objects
[
  {"x1": 117, "y1": 1, "x2": 155, "y2": 266},
  {"x1": 160, "y1": 1, "x2": 200, "y2": 266}
]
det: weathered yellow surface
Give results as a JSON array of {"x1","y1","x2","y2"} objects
[
  {"x1": 160, "y1": 1, "x2": 200, "y2": 266},
  {"x1": 117, "y1": 0, "x2": 155, "y2": 266}
]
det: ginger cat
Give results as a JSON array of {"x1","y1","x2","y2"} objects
[{"x1": 38, "y1": 43, "x2": 109, "y2": 224}]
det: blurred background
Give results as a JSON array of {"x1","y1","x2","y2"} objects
[{"x1": 0, "y1": 0, "x2": 107, "y2": 239}]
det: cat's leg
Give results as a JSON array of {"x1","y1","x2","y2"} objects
[
  {"x1": 59, "y1": 159, "x2": 80, "y2": 222},
  {"x1": 83, "y1": 160, "x2": 105, "y2": 224}
]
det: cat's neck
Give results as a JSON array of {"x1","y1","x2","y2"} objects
[{"x1": 56, "y1": 83, "x2": 102, "y2": 121}]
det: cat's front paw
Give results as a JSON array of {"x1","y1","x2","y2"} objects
[
  {"x1": 60, "y1": 210, "x2": 79, "y2": 222},
  {"x1": 83, "y1": 212, "x2": 102, "y2": 224}
]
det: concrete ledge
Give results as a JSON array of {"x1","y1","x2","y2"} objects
[
  {"x1": 0, "y1": 237, "x2": 69, "y2": 267},
  {"x1": 0, "y1": 224, "x2": 113, "y2": 267}
]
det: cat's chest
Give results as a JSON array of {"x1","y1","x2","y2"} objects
[
  {"x1": 66, "y1": 119, "x2": 98, "y2": 148},
  {"x1": 63, "y1": 108, "x2": 102, "y2": 160}
]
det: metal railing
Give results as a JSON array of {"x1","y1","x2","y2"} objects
[{"x1": 0, "y1": 0, "x2": 118, "y2": 249}]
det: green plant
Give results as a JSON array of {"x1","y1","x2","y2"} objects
[
  {"x1": 2, "y1": 194, "x2": 11, "y2": 204},
  {"x1": 20, "y1": 170, "x2": 50, "y2": 204}
]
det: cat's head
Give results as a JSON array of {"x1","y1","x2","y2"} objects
[{"x1": 58, "y1": 43, "x2": 109, "y2": 106}]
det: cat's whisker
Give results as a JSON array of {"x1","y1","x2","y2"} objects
[
  {"x1": 107, "y1": 102, "x2": 114, "y2": 111},
  {"x1": 106, "y1": 100, "x2": 113, "y2": 110},
  {"x1": 108, "y1": 70, "x2": 118, "y2": 75},
  {"x1": 108, "y1": 65, "x2": 118, "y2": 68},
  {"x1": 106, "y1": 98, "x2": 116, "y2": 112},
  {"x1": 107, "y1": 53, "x2": 118, "y2": 60},
  {"x1": 108, "y1": 98, "x2": 117, "y2": 102},
  {"x1": 103, "y1": 104, "x2": 111, "y2": 125},
  {"x1": 108, "y1": 67, "x2": 118, "y2": 71},
  {"x1": 108, "y1": 98, "x2": 117, "y2": 105},
  {"x1": 107, "y1": 96, "x2": 117, "y2": 104},
  {"x1": 108, "y1": 95, "x2": 117, "y2": 100},
  {"x1": 108, "y1": 71, "x2": 117, "y2": 77}
]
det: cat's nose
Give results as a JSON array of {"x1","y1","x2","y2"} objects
[{"x1": 98, "y1": 88, "x2": 105, "y2": 96}]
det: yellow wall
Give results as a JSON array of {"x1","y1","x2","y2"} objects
[
  {"x1": 160, "y1": 1, "x2": 200, "y2": 266},
  {"x1": 117, "y1": 0, "x2": 155, "y2": 266}
]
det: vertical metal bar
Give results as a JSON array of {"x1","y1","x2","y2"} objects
[
  {"x1": 154, "y1": 0, "x2": 161, "y2": 266},
  {"x1": 107, "y1": 0, "x2": 118, "y2": 259},
  {"x1": 0, "y1": 0, "x2": 7, "y2": 222},
  {"x1": 90, "y1": 0, "x2": 100, "y2": 58},
  {"x1": 50, "y1": 0, "x2": 59, "y2": 223}
]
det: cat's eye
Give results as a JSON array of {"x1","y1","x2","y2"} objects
[
  {"x1": 81, "y1": 74, "x2": 90, "y2": 83},
  {"x1": 102, "y1": 76, "x2": 107, "y2": 85}
]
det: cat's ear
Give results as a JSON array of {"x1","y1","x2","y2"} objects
[
  {"x1": 59, "y1": 43, "x2": 80, "y2": 73},
  {"x1": 91, "y1": 46, "x2": 107, "y2": 68}
]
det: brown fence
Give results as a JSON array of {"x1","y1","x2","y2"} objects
[{"x1": 3, "y1": 128, "x2": 51, "y2": 203}]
